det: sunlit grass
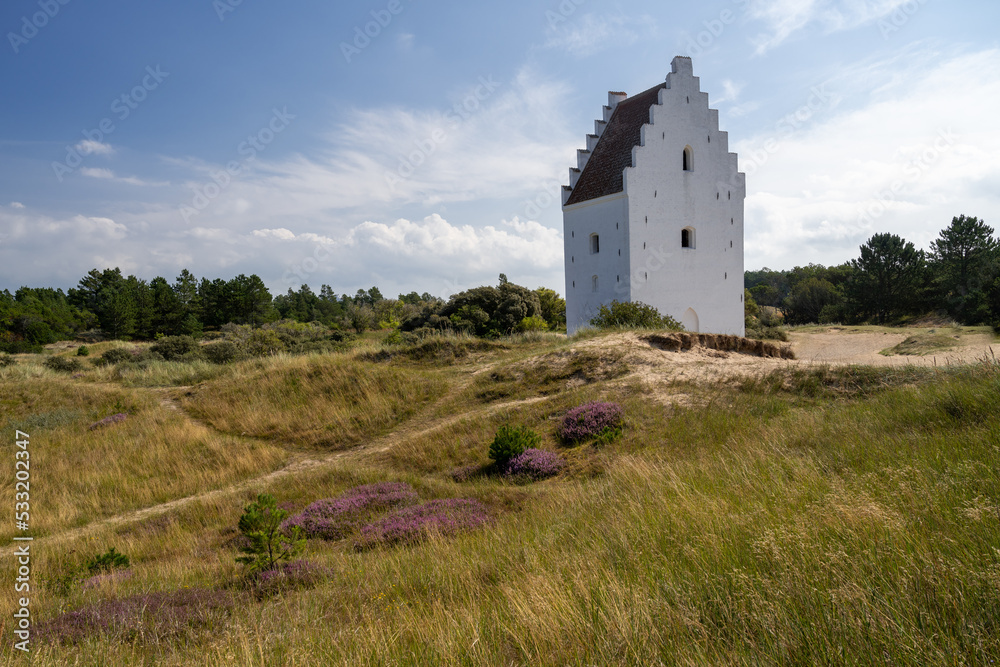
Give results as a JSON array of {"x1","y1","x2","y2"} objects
[
  {"x1": 1, "y1": 333, "x2": 999, "y2": 665},
  {"x1": 179, "y1": 354, "x2": 449, "y2": 448}
]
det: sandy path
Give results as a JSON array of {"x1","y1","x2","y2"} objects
[
  {"x1": 0, "y1": 384, "x2": 548, "y2": 554},
  {"x1": 789, "y1": 329, "x2": 997, "y2": 366}
]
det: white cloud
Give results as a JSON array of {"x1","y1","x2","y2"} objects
[
  {"x1": 714, "y1": 79, "x2": 745, "y2": 105},
  {"x1": 75, "y1": 140, "x2": 115, "y2": 156},
  {"x1": 396, "y1": 33, "x2": 415, "y2": 51},
  {"x1": 252, "y1": 228, "x2": 337, "y2": 245},
  {"x1": 545, "y1": 13, "x2": 655, "y2": 57},
  {"x1": 81, "y1": 167, "x2": 115, "y2": 179},
  {"x1": 748, "y1": 0, "x2": 917, "y2": 54},
  {"x1": 739, "y1": 48, "x2": 1000, "y2": 269},
  {"x1": 9, "y1": 202, "x2": 24, "y2": 209},
  {"x1": 345, "y1": 214, "x2": 560, "y2": 265},
  {"x1": 81, "y1": 167, "x2": 168, "y2": 186},
  {"x1": 168, "y1": 66, "x2": 576, "y2": 228}
]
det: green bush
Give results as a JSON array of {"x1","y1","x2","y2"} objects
[
  {"x1": 85, "y1": 547, "x2": 130, "y2": 574},
  {"x1": 516, "y1": 315, "x2": 549, "y2": 333},
  {"x1": 236, "y1": 494, "x2": 305, "y2": 575},
  {"x1": 76, "y1": 346, "x2": 90, "y2": 357},
  {"x1": 589, "y1": 300, "x2": 683, "y2": 330},
  {"x1": 98, "y1": 348, "x2": 135, "y2": 365},
  {"x1": 243, "y1": 329, "x2": 286, "y2": 357},
  {"x1": 44, "y1": 356, "x2": 82, "y2": 373},
  {"x1": 203, "y1": 340, "x2": 241, "y2": 364},
  {"x1": 150, "y1": 335, "x2": 201, "y2": 361},
  {"x1": 0, "y1": 354, "x2": 14, "y2": 368},
  {"x1": 489, "y1": 424, "x2": 541, "y2": 465}
]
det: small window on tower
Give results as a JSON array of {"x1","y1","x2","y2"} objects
[
  {"x1": 683, "y1": 146, "x2": 694, "y2": 172},
  {"x1": 681, "y1": 227, "x2": 695, "y2": 249},
  {"x1": 592, "y1": 275, "x2": 598, "y2": 292},
  {"x1": 590, "y1": 234, "x2": 600, "y2": 254}
]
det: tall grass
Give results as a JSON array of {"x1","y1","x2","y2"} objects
[
  {"x1": 2, "y1": 340, "x2": 999, "y2": 665},
  {"x1": 0, "y1": 378, "x2": 288, "y2": 541},
  {"x1": 179, "y1": 354, "x2": 448, "y2": 448}
]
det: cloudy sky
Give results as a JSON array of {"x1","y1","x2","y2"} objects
[{"x1": 1, "y1": 0, "x2": 998, "y2": 298}]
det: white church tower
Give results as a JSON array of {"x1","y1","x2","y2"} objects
[{"x1": 562, "y1": 56, "x2": 745, "y2": 336}]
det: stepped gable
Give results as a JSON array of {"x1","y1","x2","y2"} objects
[{"x1": 564, "y1": 82, "x2": 666, "y2": 206}]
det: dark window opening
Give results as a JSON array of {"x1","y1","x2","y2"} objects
[{"x1": 681, "y1": 228, "x2": 695, "y2": 249}]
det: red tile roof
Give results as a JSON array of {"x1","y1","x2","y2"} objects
[{"x1": 564, "y1": 83, "x2": 665, "y2": 207}]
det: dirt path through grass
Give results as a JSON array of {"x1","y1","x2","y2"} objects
[{"x1": 0, "y1": 374, "x2": 549, "y2": 555}]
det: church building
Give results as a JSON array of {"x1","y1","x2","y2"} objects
[{"x1": 562, "y1": 56, "x2": 745, "y2": 335}]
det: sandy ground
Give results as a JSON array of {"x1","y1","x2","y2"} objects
[
  {"x1": 572, "y1": 328, "x2": 999, "y2": 404},
  {"x1": 788, "y1": 328, "x2": 997, "y2": 367}
]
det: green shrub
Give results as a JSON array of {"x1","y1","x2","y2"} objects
[
  {"x1": 44, "y1": 356, "x2": 82, "y2": 373},
  {"x1": 203, "y1": 340, "x2": 241, "y2": 364},
  {"x1": 236, "y1": 494, "x2": 305, "y2": 575},
  {"x1": 150, "y1": 335, "x2": 201, "y2": 361},
  {"x1": 98, "y1": 348, "x2": 135, "y2": 366},
  {"x1": 489, "y1": 424, "x2": 541, "y2": 465},
  {"x1": 516, "y1": 315, "x2": 549, "y2": 333},
  {"x1": 76, "y1": 346, "x2": 90, "y2": 357},
  {"x1": 242, "y1": 329, "x2": 286, "y2": 357},
  {"x1": 0, "y1": 353, "x2": 14, "y2": 368},
  {"x1": 589, "y1": 300, "x2": 683, "y2": 330},
  {"x1": 85, "y1": 547, "x2": 130, "y2": 574}
]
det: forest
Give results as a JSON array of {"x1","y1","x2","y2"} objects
[{"x1": 2, "y1": 215, "x2": 997, "y2": 352}]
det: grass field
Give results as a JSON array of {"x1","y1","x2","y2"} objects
[{"x1": 1, "y1": 329, "x2": 999, "y2": 665}]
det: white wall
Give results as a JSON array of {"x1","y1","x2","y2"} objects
[
  {"x1": 563, "y1": 193, "x2": 629, "y2": 334},
  {"x1": 562, "y1": 56, "x2": 746, "y2": 337},
  {"x1": 624, "y1": 57, "x2": 745, "y2": 335}
]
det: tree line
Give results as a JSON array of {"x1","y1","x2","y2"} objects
[
  {"x1": 3, "y1": 214, "x2": 996, "y2": 352},
  {"x1": 747, "y1": 215, "x2": 1000, "y2": 327},
  {"x1": 0, "y1": 268, "x2": 567, "y2": 353}
]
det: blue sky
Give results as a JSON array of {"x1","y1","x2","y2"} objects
[{"x1": 1, "y1": 0, "x2": 998, "y2": 299}]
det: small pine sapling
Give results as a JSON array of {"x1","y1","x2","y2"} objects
[
  {"x1": 236, "y1": 494, "x2": 305, "y2": 575},
  {"x1": 489, "y1": 424, "x2": 541, "y2": 465}
]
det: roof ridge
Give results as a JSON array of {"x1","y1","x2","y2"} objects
[{"x1": 564, "y1": 82, "x2": 665, "y2": 206}]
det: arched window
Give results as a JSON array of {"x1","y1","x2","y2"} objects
[
  {"x1": 681, "y1": 227, "x2": 695, "y2": 249},
  {"x1": 682, "y1": 146, "x2": 694, "y2": 172},
  {"x1": 590, "y1": 233, "x2": 599, "y2": 254},
  {"x1": 591, "y1": 275, "x2": 598, "y2": 292}
]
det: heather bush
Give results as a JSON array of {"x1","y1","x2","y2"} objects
[
  {"x1": 253, "y1": 560, "x2": 331, "y2": 598},
  {"x1": 282, "y1": 482, "x2": 418, "y2": 540},
  {"x1": 151, "y1": 335, "x2": 201, "y2": 361},
  {"x1": 356, "y1": 498, "x2": 492, "y2": 549},
  {"x1": 504, "y1": 448, "x2": 565, "y2": 480},
  {"x1": 559, "y1": 401, "x2": 624, "y2": 444},
  {"x1": 489, "y1": 424, "x2": 541, "y2": 464},
  {"x1": 88, "y1": 413, "x2": 128, "y2": 430},
  {"x1": 35, "y1": 589, "x2": 234, "y2": 645},
  {"x1": 44, "y1": 356, "x2": 82, "y2": 373},
  {"x1": 81, "y1": 569, "x2": 133, "y2": 590},
  {"x1": 236, "y1": 494, "x2": 305, "y2": 574},
  {"x1": 85, "y1": 547, "x2": 130, "y2": 574}
]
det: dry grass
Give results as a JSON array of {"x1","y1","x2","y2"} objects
[
  {"x1": 179, "y1": 354, "x2": 448, "y2": 448},
  {"x1": 881, "y1": 332, "x2": 961, "y2": 356},
  {"x1": 2, "y1": 332, "x2": 999, "y2": 665},
  {"x1": 0, "y1": 377, "x2": 287, "y2": 541}
]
